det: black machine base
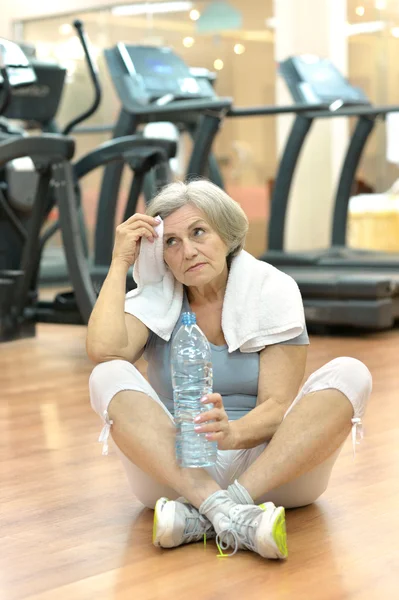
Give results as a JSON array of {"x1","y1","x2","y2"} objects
[
  {"x1": 304, "y1": 297, "x2": 397, "y2": 331},
  {"x1": 0, "y1": 316, "x2": 36, "y2": 343},
  {"x1": 34, "y1": 298, "x2": 85, "y2": 325},
  {"x1": 271, "y1": 265, "x2": 399, "y2": 330}
]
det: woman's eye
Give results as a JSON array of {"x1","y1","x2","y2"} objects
[
  {"x1": 193, "y1": 228, "x2": 205, "y2": 237},
  {"x1": 165, "y1": 238, "x2": 176, "y2": 247}
]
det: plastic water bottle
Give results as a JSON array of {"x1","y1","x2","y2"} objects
[{"x1": 171, "y1": 311, "x2": 217, "y2": 468}]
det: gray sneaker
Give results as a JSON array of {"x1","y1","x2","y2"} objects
[
  {"x1": 153, "y1": 497, "x2": 216, "y2": 548},
  {"x1": 215, "y1": 502, "x2": 288, "y2": 559}
]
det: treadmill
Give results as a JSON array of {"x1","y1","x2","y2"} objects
[
  {"x1": 252, "y1": 55, "x2": 399, "y2": 330},
  {"x1": 97, "y1": 43, "x2": 233, "y2": 270},
  {"x1": 99, "y1": 47, "x2": 399, "y2": 330},
  {"x1": 266, "y1": 54, "x2": 399, "y2": 271}
]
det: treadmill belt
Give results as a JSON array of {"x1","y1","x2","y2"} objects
[
  {"x1": 279, "y1": 267, "x2": 399, "y2": 299},
  {"x1": 265, "y1": 264, "x2": 399, "y2": 330}
]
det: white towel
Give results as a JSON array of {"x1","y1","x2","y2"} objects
[
  {"x1": 125, "y1": 218, "x2": 183, "y2": 339},
  {"x1": 125, "y1": 217, "x2": 305, "y2": 353}
]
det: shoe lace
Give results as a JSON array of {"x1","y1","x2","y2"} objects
[
  {"x1": 215, "y1": 506, "x2": 259, "y2": 558},
  {"x1": 183, "y1": 503, "x2": 214, "y2": 544}
]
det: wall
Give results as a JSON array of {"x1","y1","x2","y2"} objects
[
  {"x1": 1, "y1": 0, "x2": 115, "y2": 37},
  {"x1": 4, "y1": 0, "x2": 399, "y2": 253}
]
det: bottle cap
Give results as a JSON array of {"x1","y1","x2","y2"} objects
[{"x1": 182, "y1": 312, "x2": 196, "y2": 325}]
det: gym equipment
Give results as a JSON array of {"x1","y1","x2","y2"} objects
[
  {"x1": 267, "y1": 55, "x2": 399, "y2": 265},
  {"x1": 0, "y1": 39, "x2": 74, "y2": 341},
  {"x1": 0, "y1": 26, "x2": 177, "y2": 341},
  {"x1": 96, "y1": 43, "x2": 232, "y2": 271},
  {"x1": 102, "y1": 44, "x2": 394, "y2": 330},
  {"x1": 0, "y1": 38, "x2": 69, "y2": 284},
  {"x1": 258, "y1": 55, "x2": 399, "y2": 329}
]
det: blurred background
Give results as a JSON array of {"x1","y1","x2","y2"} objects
[{"x1": 3, "y1": 0, "x2": 399, "y2": 257}]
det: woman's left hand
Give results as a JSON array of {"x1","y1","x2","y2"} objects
[{"x1": 194, "y1": 393, "x2": 237, "y2": 451}]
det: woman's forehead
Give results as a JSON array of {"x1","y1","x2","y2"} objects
[{"x1": 163, "y1": 205, "x2": 207, "y2": 231}]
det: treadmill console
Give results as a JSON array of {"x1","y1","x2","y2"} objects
[
  {"x1": 279, "y1": 55, "x2": 369, "y2": 105},
  {"x1": 0, "y1": 38, "x2": 36, "y2": 88},
  {"x1": 104, "y1": 43, "x2": 216, "y2": 108},
  {"x1": 8, "y1": 60, "x2": 67, "y2": 124}
]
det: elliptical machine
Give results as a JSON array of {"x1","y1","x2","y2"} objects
[
  {"x1": 0, "y1": 39, "x2": 75, "y2": 341},
  {"x1": 0, "y1": 23, "x2": 177, "y2": 342}
]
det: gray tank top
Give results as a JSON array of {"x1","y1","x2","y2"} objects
[{"x1": 144, "y1": 291, "x2": 309, "y2": 420}]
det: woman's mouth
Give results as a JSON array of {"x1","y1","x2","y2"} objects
[{"x1": 187, "y1": 263, "x2": 206, "y2": 272}]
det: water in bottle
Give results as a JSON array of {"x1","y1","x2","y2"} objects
[{"x1": 171, "y1": 311, "x2": 217, "y2": 468}]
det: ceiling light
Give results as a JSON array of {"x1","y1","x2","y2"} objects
[
  {"x1": 190, "y1": 8, "x2": 200, "y2": 20},
  {"x1": 391, "y1": 26, "x2": 399, "y2": 38},
  {"x1": 59, "y1": 24, "x2": 73, "y2": 35},
  {"x1": 214, "y1": 59, "x2": 224, "y2": 70},
  {"x1": 346, "y1": 21, "x2": 385, "y2": 36},
  {"x1": 265, "y1": 17, "x2": 276, "y2": 29},
  {"x1": 183, "y1": 36, "x2": 195, "y2": 47},
  {"x1": 234, "y1": 43, "x2": 245, "y2": 55},
  {"x1": 355, "y1": 6, "x2": 365, "y2": 16},
  {"x1": 112, "y1": 2, "x2": 193, "y2": 17},
  {"x1": 375, "y1": 1, "x2": 386, "y2": 9}
]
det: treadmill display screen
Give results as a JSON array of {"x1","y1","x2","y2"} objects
[
  {"x1": 280, "y1": 55, "x2": 368, "y2": 104},
  {"x1": 294, "y1": 57, "x2": 363, "y2": 101},
  {"x1": 0, "y1": 38, "x2": 36, "y2": 88},
  {"x1": 296, "y1": 61, "x2": 346, "y2": 95},
  {"x1": 123, "y1": 45, "x2": 214, "y2": 99},
  {"x1": 143, "y1": 58, "x2": 173, "y2": 75},
  {"x1": 128, "y1": 46, "x2": 191, "y2": 79}
]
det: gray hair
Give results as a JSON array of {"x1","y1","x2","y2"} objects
[{"x1": 146, "y1": 179, "x2": 249, "y2": 260}]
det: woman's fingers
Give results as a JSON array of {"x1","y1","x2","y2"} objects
[
  {"x1": 194, "y1": 421, "x2": 225, "y2": 434},
  {"x1": 130, "y1": 222, "x2": 158, "y2": 240},
  {"x1": 195, "y1": 408, "x2": 223, "y2": 424},
  {"x1": 200, "y1": 393, "x2": 223, "y2": 408},
  {"x1": 206, "y1": 432, "x2": 225, "y2": 441},
  {"x1": 124, "y1": 213, "x2": 160, "y2": 227},
  {"x1": 117, "y1": 223, "x2": 157, "y2": 244},
  {"x1": 134, "y1": 226, "x2": 156, "y2": 242},
  {"x1": 120, "y1": 215, "x2": 160, "y2": 241}
]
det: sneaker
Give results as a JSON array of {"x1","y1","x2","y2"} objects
[
  {"x1": 215, "y1": 502, "x2": 288, "y2": 559},
  {"x1": 153, "y1": 497, "x2": 216, "y2": 548}
]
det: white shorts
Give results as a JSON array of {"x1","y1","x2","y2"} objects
[{"x1": 89, "y1": 357, "x2": 372, "y2": 509}]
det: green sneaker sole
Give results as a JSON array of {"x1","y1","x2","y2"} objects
[
  {"x1": 272, "y1": 507, "x2": 288, "y2": 558},
  {"x1": 153, "y1": 497, "x2": 168, "y2": 546}
]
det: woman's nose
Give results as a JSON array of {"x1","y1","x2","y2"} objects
[{"x1": 182, "y1": 238, "x2": 198, "y2": 258}]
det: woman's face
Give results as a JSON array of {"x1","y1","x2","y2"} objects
[{"x1": 162, "y1": 204, "x2": 229, "y2": 287}]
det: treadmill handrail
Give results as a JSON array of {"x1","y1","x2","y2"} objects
[
  {"x1": 227, "y1": 103, "x2": 330, "y2": 117},
  {"x1": 52, "y1": 160, "x2": 96, "y2": 323},
  {"x1": 304, "y1": 104, "x2": 399, "y2": 119},
  {"x1": 0, "y1": 65, "x2": 12, "y2": 116},
  {"x1": 0, "y1": 134, "x2": 75, "y2": 166},
  {"x1": 74, "y1": 124, "x2": 114, "y2": 134},
  {"x1": 268, "y1": 115, "x2": 313, "y2": 251},
  {"x1": 229, "y1": 102, "x2": 399, "y2": 122},
  {"x1": 331, "y1": 117, "x2": 375, "y2": 247},
  {"x1": 0, "y1": 41, "x2": 12, "y2": 116},
  {"x1": 131, "y1": 97, "x2": 232, "y2": 116},
  {"x1": 74, "y1": 135, "x2": 176, "y2": 179},
  {"x1": 63, "y1": 20, "x2": 102, "y2": 135}
]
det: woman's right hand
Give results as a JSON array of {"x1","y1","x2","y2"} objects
[{"x1": 112, "y1": 213, "x2": 160, "y2": 268}]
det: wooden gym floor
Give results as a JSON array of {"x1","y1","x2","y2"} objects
[{"x1": 1, "y1": 323, "x2": 398, "y2": 600}]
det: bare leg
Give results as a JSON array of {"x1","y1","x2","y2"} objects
[
  {"x1": 108, "y1": 390, "x2": 220, "y2": 508},
  {"x1": 238, "y1": 389, "x2": 354, "y2": 501}
]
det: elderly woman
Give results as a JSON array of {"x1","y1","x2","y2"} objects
[{"x1": 87, "y1": 180, "x2": 372, "y2": 560}]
